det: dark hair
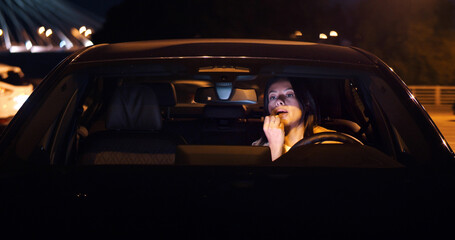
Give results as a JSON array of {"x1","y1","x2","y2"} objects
[{"x1": 256, "y1": 77, "x2": 319, "y2": 145}]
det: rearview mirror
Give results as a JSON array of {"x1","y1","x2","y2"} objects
[{"x1": 194, "y1": 87, "x2": 257, "y2": 104}]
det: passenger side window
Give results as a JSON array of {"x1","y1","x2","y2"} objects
[
  {"x1": 369, "y1": 75, "x2": 432, "y2": 164},
  {"x1": 13, "y1": 75, "x2": 85, "y2": 164}
]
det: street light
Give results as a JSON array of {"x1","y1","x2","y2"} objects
[
  {"x1": 84, "y1": 40, "x2": 93, "y2": 47},
  {"x1": 45, "y1": 29, "x2": 53, "y2": 37},
  {"x1": 330, "y1": 31, "x2": 338, "y2": 37},
  {"x1": 84, "y1": 29, "x2": 92, "y2": 37},
  {"x1": 290, "y1": 30, "x2": 303, "y2": 39},
  {"x1": 25, "y1": 40, "x2": 32, "y2": 50},
  {"x1": 38, "y1": 26, "x2": 45, "y2": 35},
  {"x1": 294, "y1": 30, "x2": 302, "y2": 37},
  {"x1": 79, "y1": 26, "x2": 86, "y2": 34},
  {"x1": 319, "y1": 33, "x2": 328, "y2": 40}
]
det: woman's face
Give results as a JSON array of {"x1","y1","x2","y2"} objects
[{"x1": 267, "y1": 79, "x2": 303, "y2": 127}]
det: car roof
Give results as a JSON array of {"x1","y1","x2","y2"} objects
[{"x1": 71, "y1": 39, "x2": 375, "y2": 66}]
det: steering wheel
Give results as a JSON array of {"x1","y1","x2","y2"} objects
[{"x1": 290, "y1": 132, "x2": 363, "y2": 151}]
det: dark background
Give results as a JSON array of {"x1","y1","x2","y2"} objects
[
  {"x1": 79, "y1": 0, "x2": 455, "y2": 86},
  {"x1": 3, "y1": 0, "x2": 455, "y2": 86}
]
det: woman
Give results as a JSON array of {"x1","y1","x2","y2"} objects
[{"x1": 252, "y1": 77, "x2": 333, "y2": 161}]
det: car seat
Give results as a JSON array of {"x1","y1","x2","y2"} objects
[{"x1": 79, "y1": 83, "x2": 185, "y2": 165}]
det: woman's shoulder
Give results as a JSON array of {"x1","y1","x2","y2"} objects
[{"x1": 313, "y1": 125, "x2": 335, "y2": 133}]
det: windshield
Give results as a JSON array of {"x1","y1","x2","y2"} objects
[{"x1": 4, "y1": 58, "x2": 443, "y2": 167}]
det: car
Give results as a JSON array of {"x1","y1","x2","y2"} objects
[
  {"x1": 0, "y1": 39, "x2": 455, "y2": 237},
  {"x1": 0, "y1": 63, "x2": 33, "y2": 126}
]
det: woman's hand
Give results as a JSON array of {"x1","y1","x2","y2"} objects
[{"x1": 264, "y1": 115, "x2": 285, "y2": 161}]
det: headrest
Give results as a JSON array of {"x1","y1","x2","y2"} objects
[
  {"x1": 203, "y1": 105, "x2": 246, "y2": 119},
  {"x1": 106, "y1": 84, "x2": 162, "y2": 131}
]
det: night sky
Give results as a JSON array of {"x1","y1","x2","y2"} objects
[
  {"x1": 65, "y1": 0, "x2": 361, "y2": 19},
  {"x1": 66, "y1": 0, "x2": 123, "y2": 17},
  {"x1": 1, "y1": 0, "x2": 453, "y2": 85}
]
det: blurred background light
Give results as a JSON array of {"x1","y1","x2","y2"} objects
[
  {"x1": 13, "y1": 94, "x2": 30, "y2": 110},
  {"x1": 0, "y1": 1, "x2": 103, "y2": 52},
  {"x1": 79, "y1": 26, "x2": 87, "y2": 34},
  {"x1": 25, "y1": 41, "x2": 32, "y2": 50},
  {"x1": 38, "y1": 26, "x2": 45, "y2": 35},
  {"x1": 84, "y1": 29, "x2": 92, "y2": 37},
  {"x1": 84, "y1": 40, "x2": 93, "y2": 47},
  {"x1": 45, "y1": 29, "x2": 53, "y2": 37}
]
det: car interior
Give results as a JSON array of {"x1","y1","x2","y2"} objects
[
  {"x1": 43, "y1": 63, "x2": 402, "y2": 168},
  {"x1": 7, "y1": 62, "x2": 427, "y2": 168}
]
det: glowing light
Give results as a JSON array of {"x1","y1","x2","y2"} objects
[
  {"x1": 25, "y1": 41, "x2": 32, "y2": 50},
  {"x1": 294, "y1": 30, "x2": 302, "y2": 37},
  {"x1": 71, "y1": 28, "x2": 80, "y2": 38},
  {"x1": 45, "y1": 29, "x2": 53, "y2": 37},
  {"x1": 0, "y1": 87, "x2": 13, "y2": 95},
  {"x1": 13, "y1": 94, "x2": 29, "y2": 110},
  {"x1": 84, "y1": 40, "x2": 93, "y2": 47},
  {"x1": 319, "y1": 33, "x2": 328, "y2": 39},
  {"x1": 59, "y1": 40, "x2": 66, "y2": 48},
  {"x1": 0, "y1": 2, "x2": 102, "y2": 51},
  {"x1": 79, "y1": 26, "x2": 87, "y2": 34},
  {"x1": 38, "y1": 26, "x2": 45, "y2": 34},
  {"x1": 442, "y1": 139, "x2": 449, "y2": 149},
  {"x1": 84, "y1": 29, "x2": 92, "y2": 37},
  {"x1": 389, "y1": 67, "x2": 394, "y2": 72},
  {"x1": 9, "y1": 46, "x2": 24, "y2": 53},
  {"x1": 330, "y1": 31, "x2": 338, "y2": 37}
]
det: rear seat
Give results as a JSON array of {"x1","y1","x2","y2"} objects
[{"x1": 79, "y1": 83, "x2": 184, "y2": 165}]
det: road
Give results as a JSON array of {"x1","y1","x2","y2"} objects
[{"x1": 425, "y1": 105, "x2": 455, "y2": 149}]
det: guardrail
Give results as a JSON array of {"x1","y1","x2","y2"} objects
[{"x1": 408, "y1": 85, "x2": 455, "y2": 106}]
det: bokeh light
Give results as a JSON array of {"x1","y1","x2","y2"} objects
[
  {"x1": 25, "y1": 41, "x2": 32, "y2": 50},
  {"x1": 38, "y1": 26, "x2": 45, "y2": 35},
  {"x1": 79, "y1": 26, "x2": 87, "y2": 34},
  {"x1": 45, "y1": 29, "x2": 53, "y2": 37}
]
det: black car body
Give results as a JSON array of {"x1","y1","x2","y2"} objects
[{"x1": 0, "y1": 39, "x2": 454, "y2": 238}]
